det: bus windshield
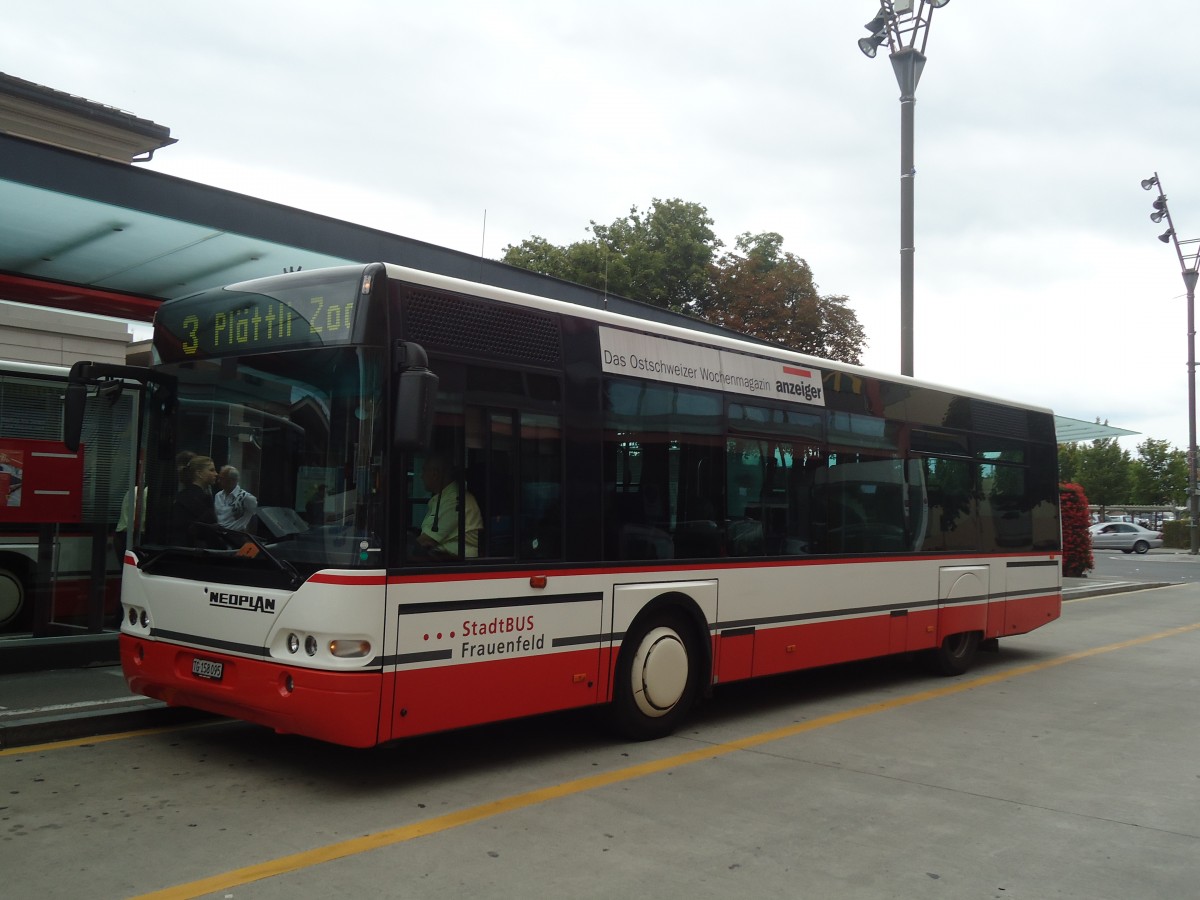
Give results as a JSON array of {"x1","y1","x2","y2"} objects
[{"x1": 133, "y1": 346, "x2": 386, "y2": 582}]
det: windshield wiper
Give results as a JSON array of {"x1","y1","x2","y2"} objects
[{"x1": 192, "y1": 523, "x2": 303, "y2": 589}]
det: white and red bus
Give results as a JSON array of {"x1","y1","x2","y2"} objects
[{"x1": 66, "y1": 263, "x2": 1061, "y2": 747}]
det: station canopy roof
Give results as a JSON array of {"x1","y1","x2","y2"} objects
[
  {"x1": 0, "y1": 130, "x2": 715, "y2": 334},
  {"x1": 1053, "y1": 416, "x2": 1138, "y2": 444}
]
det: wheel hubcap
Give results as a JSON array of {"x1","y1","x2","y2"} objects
[{"x1": 633, "y1": 627, "x2": 688, "y2": 717}]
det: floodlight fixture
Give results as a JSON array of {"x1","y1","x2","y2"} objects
[{"x1": 859, "y1": 32, "x2": 887, "y2": 57}]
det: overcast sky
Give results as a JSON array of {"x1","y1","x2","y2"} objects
[{"x1": 6, "y1": 1, "x2": 1200, "y2": 451}]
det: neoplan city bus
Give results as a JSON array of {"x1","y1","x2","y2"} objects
[{"x1": 65, "y1": 263, "x2": 1062, "y2": 748}]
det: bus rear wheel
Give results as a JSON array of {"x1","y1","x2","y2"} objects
[
  {"x1": 928, "y1": 631, "x2": 980, "y2": 677},
  {"x1": 611, "y1": 610, "x2": 700, "y2": 741},
  {"x1": 0, "y1": 567, "x2": 26, "y2": 630}
]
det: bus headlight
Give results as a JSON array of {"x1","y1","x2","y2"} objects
[
  {"x1": 304, "y1": 635, "x2": 318, "y2": 656},
  {"x1": 287, "y1": 633, "x2": 300, "y2": 654},
  {"x1": 329, "y1": 640, "x2": 371, "y2": 659}
]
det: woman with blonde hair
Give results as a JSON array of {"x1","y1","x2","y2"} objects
[{"x1": 169, "y1": 454, "x2": 217, "y2": 545}]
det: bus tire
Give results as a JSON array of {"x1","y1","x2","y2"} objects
[
  {"x1": 611, "y1": 610, "x2": 700, "y2": 741},
  {"x1": 928, "y1": 631, "x2": 980, "y2": 677},
  {"x1": 0, "y1": 565, "x2": 27, "y2": 631}
]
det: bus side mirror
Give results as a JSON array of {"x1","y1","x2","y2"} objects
[
  {"x1": 394, "y1": 370, "x2": 437, "y2": 449},
  {"x1": 63, "y1": 381, "x2": 87, "y2": 452},
  {"x1": 393, "y1": 342, "x2": 437, "y2": 450}
]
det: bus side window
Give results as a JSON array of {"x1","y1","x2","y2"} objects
[
  {"x1": 518, "y1": 412, "x2": 562, "y2": 560},
  {"x1": 920, "y1": 456, "x2": 978, "y2": 552}
]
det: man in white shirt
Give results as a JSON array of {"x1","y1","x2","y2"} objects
[
  {"x1": 417, "y1": 454, "x2": 481, "y2": 558},
  {"x1": 214, "y1": 465, "x2": 258, "y2": 531}
]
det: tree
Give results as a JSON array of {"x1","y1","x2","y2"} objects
[
  {"x1": 1075, "y1": 436, "x2": 1132, "y2": 509},
  {"x1": 1130, "y1": 438, "x2": 1187, "y2": 507},
  {"x1": 703, "y1": 232, "x2": 865, "y2": 364},
  {"x1": 500, "y1": 236, "x2": 574, "y2": 282},
  {"x1": 502, "y1": 201, "x2": 866, "y2": 364},
  {"x1": 1057, "y1": 442, "x2": 1082, "y2": 485},
  {"x1": 503, "y1": 198, "x2": 721, "y2": 313}
]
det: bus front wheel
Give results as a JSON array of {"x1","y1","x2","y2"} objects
[
  {"x1": 611, "y1": 610, "x2": 700, "y2": 741},
  {"x1": 928, "y1": 631, "x2": 980, "y2": 677}
]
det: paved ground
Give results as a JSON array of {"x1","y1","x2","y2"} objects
[{"x1": 0, "y1": 574, "x2": 1156, "y2": 750}]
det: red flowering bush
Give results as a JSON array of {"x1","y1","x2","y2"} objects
[{"x1": 1059, "y1": 483, "x2": 1093, "y2": 577}]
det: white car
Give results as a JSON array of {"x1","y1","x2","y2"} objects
[{"x1": 1088, "y1": 522, "x2": 1164, "y2": 554}]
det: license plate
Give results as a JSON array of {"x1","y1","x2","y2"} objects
[{"x1": 192, "y1": 658, "x2": 224, "y2": 681}]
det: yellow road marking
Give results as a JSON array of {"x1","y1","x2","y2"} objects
[
  {"x1": 128, "y1": 620, "x2": 1200, "y2": 900},
  {"x1": 0, "y1": 719, "x2": 219, "y2": 758}
]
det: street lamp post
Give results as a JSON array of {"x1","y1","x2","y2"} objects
[
  {"x1": 1142, "y1": 172, "x2": 1200, "y2": 554},
  {"x1": 858, "y1": 0, "x2": 950, "y2": 378}
]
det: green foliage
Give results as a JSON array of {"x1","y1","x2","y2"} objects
[
  {"x1": 504, "y1": 199, "x2": 720, "y2": 313},
  {"x1": 1064, "y1": 433, "x2": 1188, "y2": 509},
  {"x1": 502, "y1": 200, "x2": 867, "y2": 364},
  {"x1": 1073, "y1": 435, "x2": 1132, "y2": 507},
  {"x1": 1129, "y1": 438, "x2": 1188, "y2": 507},
  {"x1": 1162, "y1": 519, "x2": 1190, "y2": 549},
  {"x1": 1056, "y1": 443, "x2": 1081, "y2": 484},
  {"x1": 702, "y1": 232, "x2": 866, "y2": 364}
]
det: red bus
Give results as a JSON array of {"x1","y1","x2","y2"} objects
[
  {"x1": 66, "y1": 263, "x2": 1061, "y2": 747},
  {"x1": 1, "y1": 360, "x2": 130, "y2": 635}
]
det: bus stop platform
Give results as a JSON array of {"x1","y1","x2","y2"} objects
[{"x1": 0, "y1": 575, "x2": 1166, "y2": 751}]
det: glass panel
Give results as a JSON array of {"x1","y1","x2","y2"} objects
[
  {"x1": 518, "y1": 412, "x2": 562, "y2": 560},
  {"x1": 920, "y1": 456, "x2": 978, "y2": 551},
  {"x1": 980, "y1": 463, "x2": 1031, "y2": 550},
  {"x1": 139, "y1": 347, "x2": 386, "y2": 579},
  {"x1": 604, "y1": 380, "x2": 723, "y2": 560},
  {"x1": 727, "y1": 437, "x2": 824, "y2": 556}
]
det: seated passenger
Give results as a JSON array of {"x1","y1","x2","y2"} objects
[
  {"x1": 214, "y1": 465, "x2": 258, "y2": 531},
  {"x1": 416, "y1": 454, "x2": 482, "y2": 559}
]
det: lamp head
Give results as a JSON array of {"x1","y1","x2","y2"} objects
[
  {"x1": 1153, "y1": 197, "x2": 1168, "y2": 211},
  {"x1": 1151, "y1": 210, "x2": 1166, "y2": 224},
  {"x1": 1141, "y1": 177, "x2": 1158, "y2": 191},
  {"x1": 1160, "y1": 228, "x2": 1175, "y2": 244},
  {"x1": 858, "y1": 33, "x2": 886, "y2": 58},
  {"x1": 929, "y1": 0, "x2": 951, "y2": 8}
]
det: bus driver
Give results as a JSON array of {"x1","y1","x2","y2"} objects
[{"x1": 416, "y1": 453, "x2": 481, "y2": 559}]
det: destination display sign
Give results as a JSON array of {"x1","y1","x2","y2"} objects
[
  {"x1": 155, "y1": 277, "x2": 362, "y2": 360},
  {"x1": 599, "y1": 326, "x2": 825, "y2": 407}
]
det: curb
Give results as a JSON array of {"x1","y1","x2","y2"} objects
[
  {"x1": 0, "y1": 704, "x2": 216, "y2": 750},
  {"x1": 1063, "y1": 582, "x2": 1173, "y2": 601}
]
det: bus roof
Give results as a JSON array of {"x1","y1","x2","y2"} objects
[{"x1": 381, "y1": 262, "x2": 1055, "y2": 418}]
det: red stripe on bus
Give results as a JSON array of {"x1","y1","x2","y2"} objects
[
  {"x1": 387, "y1": 552, "x2": 1061, "y2": 584},
  {"x1": 307, "y1": 573, "x2": 388, "y2": 586},
  {"x1": 782, "y1": 365, "x2": 812, "y2": 377}
]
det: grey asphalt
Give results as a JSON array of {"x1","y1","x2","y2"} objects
[{"x1": 0, "y1": 573, "x2": 1160, "y2": 751}]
